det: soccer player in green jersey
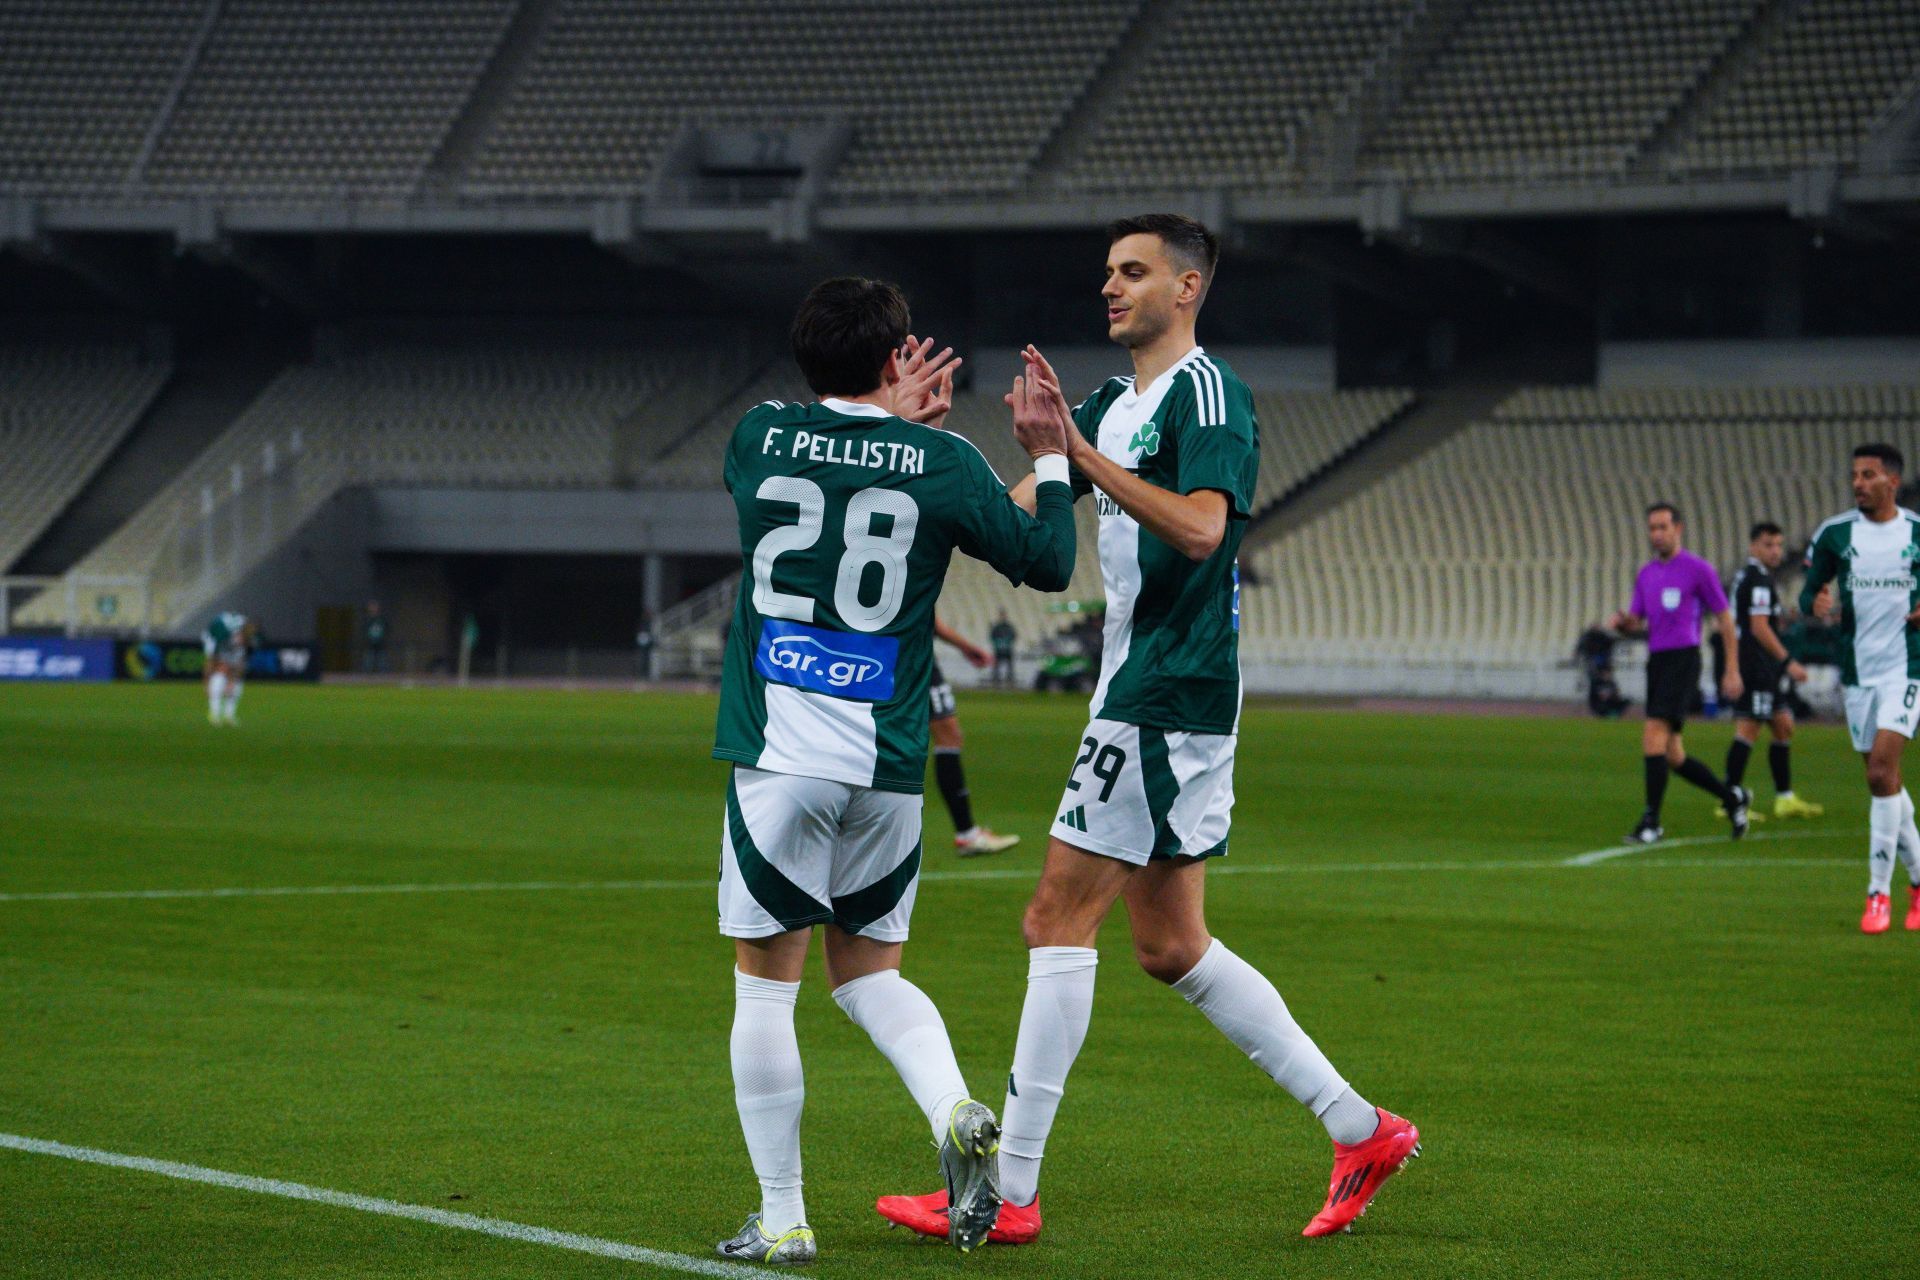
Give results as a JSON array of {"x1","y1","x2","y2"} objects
[
  {"x1": 879, "y1": 215, "x2": 1418, "y2": 1246},
  {"x1": 709, "y1": 277, "x2": 1077, "y2": 1262},
  {"x1": 201, "y1": 611, "x2": 255, "y2": 726},
  {"x1": 1799, "y1": 443, "x2": 1920, "y2": 934}
]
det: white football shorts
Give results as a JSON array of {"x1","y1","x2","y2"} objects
[
  {"x1": 1048, "y1": 717, "x2": 1236, "y2": 865},
  {"x1": 1844, "y1": 677, "x2": 1920, "y2": 753},
  {"x1": 718, "y1": 765, "x2": 922, "y2": 941}
]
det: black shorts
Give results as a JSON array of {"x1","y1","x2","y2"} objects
[
  {"x1": 929, "y1": 661, "x2": 957, "y2": 721},
  {"x1": 1734, "y1": 662, "x2": 1791, "y2": 722},
  {"x1": 1645, "y1": 647, "x2": 1702, "y2": 730}
]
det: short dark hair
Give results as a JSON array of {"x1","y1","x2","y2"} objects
[
  {"x1": 1646, "y1": 502, "x2": 1681, "y2": 523},
  {"x1": 1854, "y1": 442, "x2": 1905, "y2": 478},
  {"x1": 1749, "y1": 521, "x2": 1783, "y2": 541},
  {"x1": 789, "y1": 277, "x2": 910, "y2": 398},
  {"x1": 1108, "y1": 213, "x2": 1220, "y2": 289}
]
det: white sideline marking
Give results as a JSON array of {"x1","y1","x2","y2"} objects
[
  {"x1": 0, "y1": 830, "x2": 1846, "y2": 904},
  {"x1": 0, "y1": 1133, "x2": 765, "y2": 1280},
  {"x1": 1561, "y1": 828, "x2": 1820, "y2": 866}
]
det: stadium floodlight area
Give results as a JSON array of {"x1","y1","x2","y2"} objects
[
  {"x1": 0, "y1": 342, "x2": 171, "y2": 575},
  {"x1": 1235, "y1": 384, "x2": 1920, "y2": 694}
]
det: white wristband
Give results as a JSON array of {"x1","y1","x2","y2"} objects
[{"x1": 1033, "y1": 454, "x2": 1071, "y2": 489}]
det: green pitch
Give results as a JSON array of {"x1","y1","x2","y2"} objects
[{"x1": 2, "y1": 683, "x2": 1913, "y2": 1280}]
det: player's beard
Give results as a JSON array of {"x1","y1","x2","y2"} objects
[{"x1": 1116, "y1": 296, "x2": 1171, "y2": 350}]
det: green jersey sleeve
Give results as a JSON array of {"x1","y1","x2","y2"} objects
[
  {"x1": 1067, "y1": 379, "x2": 1123, "y2": 499},
  {"x1": 1171, "y1": 364, "x2": 1258, "y2": 519},
  {"x1": 1799, "y1": 522, "x2": 1843, "y2": 614},
  {"x1": 945, "y1": 436, "x2": 1077, "y2": 590}
]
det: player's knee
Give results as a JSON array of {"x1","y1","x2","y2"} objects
[
  {"x1": 1020, "y1": 892, "x2": 1066, "y2": 949},
  {"x1": 932, "y1": 719, "x2": 963, "y2": 750},
  {"x1": 1868, "y1": 758, "x2": 1901, "y2": 795},
  {"x1": 1133, "y1": 935, "x2": 1207, "y2": 985}
]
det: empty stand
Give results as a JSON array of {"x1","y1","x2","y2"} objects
[
  {"x1": 0, "y1": 0, "x2": 203, "y2": 195},
  {"x1": 468, "y1": 0, "x2": 1143, "y2": 200},
  {"x1": 143, "y1": 0, "x2": 515, "y2": 196},
  {"x1": 1671, "y1": 0, "x2": 1920, "y2": 175},
  {"x1": 1361, "y1": 0, "x2": 1762, "y2": 183},
  {"x1": 1239, "y1": 384, "x2": 1920, "y2": 667},
  {"x1": 23, "y1": 337, "x2": 694, "y2": 628},
  {"x1": 1059, "y1": 0, "x2": 1415, "y2": 192},
  {"x1": 0, "y1": 342, "x2": 170, "y2": 573}
]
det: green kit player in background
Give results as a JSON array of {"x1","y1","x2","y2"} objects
[
  {"x1": 881, "y1": 214, "x2": 1420, "y2": 1247},
  {"x1": 708, "y1": 277, "x2": 1078, "y2": 1263},
  {"x1": 201, "y1": 610, "x2": 255, "y2": 726},
  {"x1": 1800, "y1": 443, "x2": 1920, "y2": 934}
]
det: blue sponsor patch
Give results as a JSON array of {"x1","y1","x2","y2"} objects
[
  {"x1": 755, "y1": 619, "x2": 898, "y2": 701},
  {"x1": 1231, "y1": 561, "x2": 1241, "y2": 633}
]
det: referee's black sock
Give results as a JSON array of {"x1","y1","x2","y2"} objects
[
  {"x1": 934, "y1": 748, "x2": 975, "y2": 835},
  {"x1": 1674, "y1": 755, "x2": 1733, "y2": 803},
  {"x1": 1644, "y1": 755, "x2": 1670, "y2": 821},
  {"x1": 1770, "y1": 742, "x2": 1792, "y2": 795},
  {"x1": 1724, "y1": 738, "x2": 1753, "y2": 790}
]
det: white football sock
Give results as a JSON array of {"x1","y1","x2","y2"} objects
[
  {"x1": 998, "y1": 946, "x2": 1098, "y2": 1207},
  {"x1": 1897, "y1": 791, "x2": 1920, "y2": 887},
  {"x1": 223, "y1": 682, "x2": 243, "y2": 719},
  {"x1": 207, "y1": 672, "x2": 227, "y2": 715},
  {"x1": 1172, "y1": 939, "x2": 1377, "y2": 1144},
  {"x1": 831, "y1": 969, "x2": 969, "y2": 1145},
  {"x1": 730, "y1": 969, "x2": 806, "y2": 1234},
  {"x1": 1868, "y1": 794, "x2": 1900, "y2": 895}
]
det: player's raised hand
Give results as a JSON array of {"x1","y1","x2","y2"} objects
[
  {"x1": 893, "y1": 335, "x2": 961, "y2": 426},
  {"x1": 1022, "y1": 346, "x2": 1082, "y2": 455},
  {"x1": 1006, "y1": 371, "x2": 1069, "y2": 459}
]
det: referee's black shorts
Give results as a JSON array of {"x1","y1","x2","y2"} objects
[{"x1": 1645, "y1": 647, "x2": 1702, "y2": 731}]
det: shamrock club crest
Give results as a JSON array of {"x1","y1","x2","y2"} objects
[{"x1": 1128, "y1": 420, "x2": 1161, "y2": 457}]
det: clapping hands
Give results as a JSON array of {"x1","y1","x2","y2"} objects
[
  {"x1": 892, "y1": 335, "x2": 960, "y2": 428},
  {"x1": 1006, "y1": 345, "x2": 1075, "y2": 460}
]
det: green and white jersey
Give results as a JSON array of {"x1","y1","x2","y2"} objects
[
  {"x1": 1070, "y1": 347, "x2": 1258, "y2": 735},
  {"x1": 1799, "y1": 507, "x2": 1920, "y2": 686},
  {"x1": 714, "y1": 397, "x2": 1076, "y2": 793},
  {"x1": 202, "y1": 611, "x2": 249, "y2": 663}
]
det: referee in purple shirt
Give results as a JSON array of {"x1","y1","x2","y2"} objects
[{"x1": 1608, "y1": 503, "x2": 1751, "y2": 844}]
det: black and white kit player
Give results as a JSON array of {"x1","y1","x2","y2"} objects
[{"x1": 1724, "y1": 522, "x2": 1822, "y2": 820}]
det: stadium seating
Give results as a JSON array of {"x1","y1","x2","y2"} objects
[
  {"x1": 1671, "y1": 0, "x2": 1920, "y2": 175},
  {"x1": 1360, "y1": 0, "x2": 1762, "y2": 183},
  {"x1": 468, "y1": 0, "x2": 1144, "y2": 200},
  {"x1": 0, "y1": 0, "x2": 203, "y2": 195},
  {"x1": 143, "y1": 0, "x2": 515, "y2": 196},
  {"x1": 0, "y1": 342, "x2": 170, "y2": 573},
  {"x1": 1237, "y1": 384, "x2": 1920, "y2": 667},
  {"x1": 23, "y1": 337, "x2": 694, "y2": 628},
  {"x1": 1252, "y1": 389, "x2": 1413, "y2": 516},
  {"x1": 1058, "y1": 0, "x2": 1417, "y2": 192}
]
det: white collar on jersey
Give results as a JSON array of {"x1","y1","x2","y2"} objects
[
  {"x1": 1122, "y1": 345, "x2": 1205, "y2": 402},
  {"x1": 818, "y1": 397, "x2": 892, "y2": 418}
]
